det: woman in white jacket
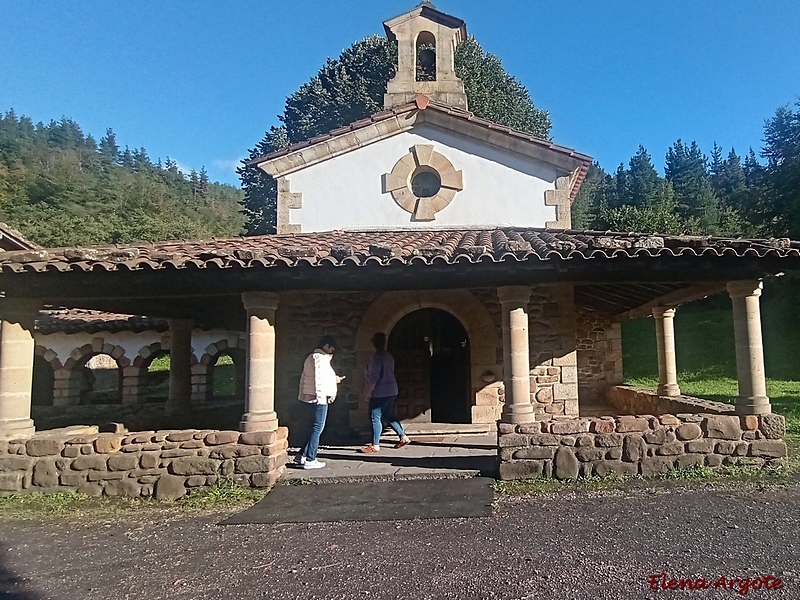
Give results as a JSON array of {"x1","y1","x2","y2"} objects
[{"x1": 294, "y1": 336, "x2": 343, "y2": 469}]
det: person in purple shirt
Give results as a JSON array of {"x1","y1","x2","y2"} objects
[{"x1": 359, "y1": 332, "x2": 411, "y2": 453}]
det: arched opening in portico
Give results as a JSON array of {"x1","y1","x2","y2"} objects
[
  {"x1": 207, "y1": 348, "x2": 246, "y2": 402},
  {"x1": 32, "y1": 355, "x2": 55, "y2": 407}
]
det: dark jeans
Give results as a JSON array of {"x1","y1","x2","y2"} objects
[
  {"x1": 369, "y1": 395, "x2": 405, "y2": 446},
  {"x1": 299, "y1": 402, "x2": 328, "y2": 461}
]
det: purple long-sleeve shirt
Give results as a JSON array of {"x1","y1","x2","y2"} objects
[{"x1": 364, "y1": 350, "x2": 399, "y2": 398}]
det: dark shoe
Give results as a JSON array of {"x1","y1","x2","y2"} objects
[
  {"x1": 360, "y1": 444, "x2": 379, "y2": 453},
  {"x1": 394, "y1": 438, "x2": 411, "y2": 449}
]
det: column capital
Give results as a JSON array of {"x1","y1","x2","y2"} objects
[
  {"x1": 726, "y1": 280, "x2": 763, "y2": 299},
  {"x1": 498, "y1": 285, "x2": 531, "y2": 305},
  {"x1": 167, "y1": 318, "x2": 193, "y2": 331},
  {"x1": 242, "y1": 291, "x2": 279, "y2": 313},
  {"x1": 652, "y1": 306, "x2": 676, "y2": 319},
  {"x1": 0, "y1": 299, "x2": 41, "y2": 328}
]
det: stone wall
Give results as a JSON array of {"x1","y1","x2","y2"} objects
[
  {"x1": 497, "y1": 413, "x2": 787, "y2": 480},
  {"x1": 0, "y1": 427, "x2": 288, "y2": 498},
  {"x1": 607, "y1": 385, "x2": 734, "y2": 416},
  {"x1": 30, "y1": 399, "x2": 245, "y2": 433},
  {"x1": 576, "y1": 308, "x2": 623, "y2": 401},
  {"x1": 275, "y1": 291, "x2": 379, "y2": 444}
]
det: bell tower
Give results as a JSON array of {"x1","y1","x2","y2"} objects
[{"x1": 383, "y1": 2, "x2": 468, "y2": 110}]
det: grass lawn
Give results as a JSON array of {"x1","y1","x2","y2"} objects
[{"x1": 622, "y1": 296, "x2": 800, "y2": 436}]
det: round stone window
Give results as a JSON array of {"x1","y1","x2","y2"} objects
[
  {"x1": 410, "y1": 170, "x2": 441, "y2": 198},
  {"x1": 382, "y1": 144, "x2": 463, "y2": 221}
]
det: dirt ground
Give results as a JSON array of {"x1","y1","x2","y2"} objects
[{"x1": 1, "y1": 482, "x2": 799, "y2": 600}]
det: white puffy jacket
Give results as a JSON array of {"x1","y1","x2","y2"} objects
[{"x1": 298, "y1": 348, "x2": 338, "y2": 405}]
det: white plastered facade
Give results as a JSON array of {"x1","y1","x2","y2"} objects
[{"x1": 285, "y1": 123, "x2": 560, "y2": 232}]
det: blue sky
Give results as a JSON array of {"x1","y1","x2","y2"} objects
[{"x1": 2, "y1": 1, "x2": 799, "y2": 185}]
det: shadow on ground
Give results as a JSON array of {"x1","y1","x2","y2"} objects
[{"x1": 0, "y1": 548, "x2": 43, "y2": 600}]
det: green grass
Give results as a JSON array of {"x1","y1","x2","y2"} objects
[
  {"x1": 622, "y1": 297, "x2": 800, "y2": 436},
  {"x1": 493, "y1": 458, "x2": 800, "y2": 498},
  {"x1": 0, "y1": 478, "x2": 266, "y2": 521},
  {"x1": 184, "y1": 477, "x2": 266, "y2": 509},
  {"x1": 147, "y1": 353, "x2": 237, "y2": 398}
]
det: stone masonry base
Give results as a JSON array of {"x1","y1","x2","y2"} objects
[
  {"x1": 498, "y1": 414, "x2": 787, "y2": 480},
  {"x1": 0, "y1": 427, "x2": 289, "y2": 499}
]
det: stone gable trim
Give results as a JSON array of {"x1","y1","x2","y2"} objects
[
  {"x1": 276, "y1": 177, "x2": 302, "y2": 235},
  {"x1": 249, "y1": 99, "x2": 591, "y2": 201},
  {"x1": 544, "y1": 174, "x2": 575, "y2": 229}
]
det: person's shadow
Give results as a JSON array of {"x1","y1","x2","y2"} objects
[{"x1": 0, "y1": 548, "x2": 44, "y2": 600}]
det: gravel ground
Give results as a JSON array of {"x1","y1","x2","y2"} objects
[{"x1": 1, "y1": 482, "x2": 799, "y2": 600}]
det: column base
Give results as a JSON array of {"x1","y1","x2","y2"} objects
[
  {"x1": 240, "y1": 411, "x2": 279, "y2": 432},
  {"x1": 734, "y1": 396, "x2": 771, "y2": 415},
  {"x1": 500, "y1": 404, "x2": 535, "y2": 424},
  {"x1": 0, "y1": 418, "x2": 35, "y2": 440},
  {"x1": 657, "y1": 384, "x2": 681, "y2": 397},
  {"x1": 165, "y1": 399, "x2": 191, "y2": 416}
]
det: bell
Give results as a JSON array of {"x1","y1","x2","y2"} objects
[{"x1": 418, "y1": 48, "x2": 436, "y2": 69}]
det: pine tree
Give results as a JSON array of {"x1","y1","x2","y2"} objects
[
  {"x1": 626, "y1": 145, "x2": 660, "y2": 207},
  {"x1": 98, "y1": 128, "x2": 119, "y2": 165},
  {"x1": 198, "y1": 167, "x2": 210, "y2": 198}
]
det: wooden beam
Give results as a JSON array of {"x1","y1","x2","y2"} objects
[{"x1": 612, "y1": 283, "x2": 727, "y2": 322}]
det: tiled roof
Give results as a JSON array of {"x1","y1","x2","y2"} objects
[
  {"x1": 0, "y1": 222, "x2": 38, "y2": 251},
  {"x1": 1, "y1": 228, "x2": 797, "y2": 274},
  {"x1": 37, "y1": 309, "x2": 169, "y2": 334}
]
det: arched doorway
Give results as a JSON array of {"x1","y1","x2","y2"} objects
[{"x1": 389, "y1": 308, "x2": 471, "y2": 424}]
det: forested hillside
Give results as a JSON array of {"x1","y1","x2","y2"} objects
[
  {"x1": 0, "y1": 110, "x2": 245, "y2": 247},
  {"x1": 572, "y1": 100, "x2": 800, "y2": 240}
]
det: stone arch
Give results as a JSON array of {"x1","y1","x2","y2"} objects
[
  {"x1": 131, "y1": 340, "x2": 170, "y2": 404},
  {"x1": 33, "y1": 345, "x2": 61, "y2": 407},
  {"x1": 198, "y1": 336, "x2": 246, "y2": 404},
  {"x1": 353, "y1": 290, "x2": 503, "y2": 428},
  {"x1": 61, "y1": 337, "x2": 129, "y2": 405}
]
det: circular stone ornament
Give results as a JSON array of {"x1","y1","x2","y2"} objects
[{"x1": 382, "y1": 144, "x2": 463, "y2": 221}]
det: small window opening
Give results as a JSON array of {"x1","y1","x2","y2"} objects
[{"x1": 416, "y1": 31, "x2": 436, "y2": 81}]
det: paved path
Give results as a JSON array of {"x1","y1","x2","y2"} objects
[
  {"x1": 2, "y1": 482, "x2": 799, "y2": 600},
  {"x1": 283, "y1": 434, "x2": 497, "y2": 482}
]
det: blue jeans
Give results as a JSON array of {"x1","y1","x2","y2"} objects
[
  {"x1": 370, "y1": 395, "x2": 405, "y2": 446},
  {"x1": 299, "y1": 402, "x2": 328, "y2": 461}
]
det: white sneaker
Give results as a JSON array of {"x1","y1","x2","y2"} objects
[
  {"x1": 303, "y1": 459, "x2": 326, "y2": 470},
  {"x1": 293, "y1": 455, "x2": 306, "y2": 465}
]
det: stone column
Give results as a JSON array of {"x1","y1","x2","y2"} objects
[
  {"x1": 166, "y1": 319, "x2": 193, "y2": 415},
  {"x1": 240, "y1": 292, "x2": 279, "y2": 432},
  {"x1": 727, "y1": 280, "x2": 771, "y2": 415},
  {"x1": 652, "y1": 307, "x2": 681, "y2": 397},
  {"x1": 0, "y1": 302, "x2": 39, "y2": 439},
  {"x1": 499, "y1": 286, "x2": 534, "y2": 423}
]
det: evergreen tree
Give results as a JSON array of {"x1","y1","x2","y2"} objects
[
  {"x1": 570, "y1": 162, "x2": 606, "y2": 229},
  {"x1": 665, "y1": 139, "x2": 725, "y2": 232},
  {"x1": 198, "y1": 167, "x2": 210, "y2": 198},
  {"x1": 239, "y1": 35, "x2": 552, "y2": 234},
  {"x1": 755, "y1": 101, "x2": 800, "y2": 237},
  {"x1": 626, "y1": 145, "x2": 660, "y2": 207},
  {"x1": 98, "y1": 128, "x2": 119, "y2": 164}
]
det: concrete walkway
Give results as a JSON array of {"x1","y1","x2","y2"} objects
[{"x1": 282, "y1": 434, "x2": 497, "y2": 483}]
